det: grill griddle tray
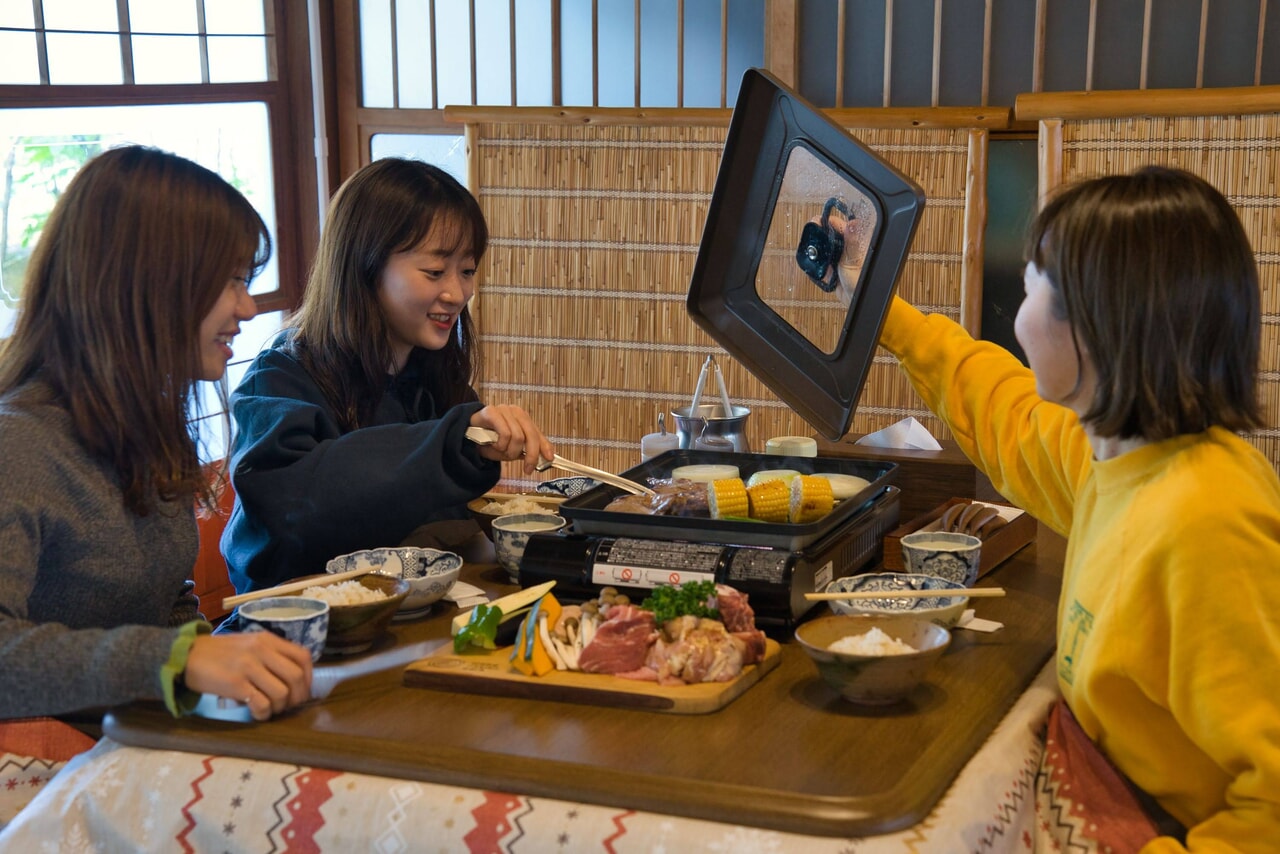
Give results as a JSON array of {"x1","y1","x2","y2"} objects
[{"x1": 558, "y1": 449, "x2": 895, "y2": 551}]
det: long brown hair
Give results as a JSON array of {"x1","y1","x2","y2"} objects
[
  {"x1": 289, "y1": 158, "x2": 485, "y2": 431},
  {"x1": 1028, "y1": 166, "x2": 1262, "y2": 441},
  {"x1": 0, "y1": 145, "x2": 271, "y2": 514}
]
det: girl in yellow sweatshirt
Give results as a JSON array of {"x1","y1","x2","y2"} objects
[{"x1": 873, "y1": 167, "x2": 1280, "y2": 851}]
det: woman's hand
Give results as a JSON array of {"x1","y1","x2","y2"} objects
[
  {"x1": 183, "y1": 633, "x2": 313, "y2": 721},
  {"x1": 470, "y1": 405, "x2": 555, "y2": 474},
  {"x1": 822, "y1": 209, "x2": 870, "y2": 308}
]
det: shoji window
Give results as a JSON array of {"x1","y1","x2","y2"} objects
[{"x1": 0, "y1": 0, "x2": 319, "y2": 460}]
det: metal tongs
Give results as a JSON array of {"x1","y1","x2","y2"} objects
[{"x1": 465, "y1": 427, "x2": 656, "y2": 496}]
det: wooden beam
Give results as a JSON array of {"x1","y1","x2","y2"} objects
[
  {"x1": 825, "y1": 105, "x2": 1012, "y2": 128},
  {"x1": 1037, "y1": 119, "x2": 1063, "y2": 207},
  {"x1": 961, "y1": 129, "x2": 988, "y2": 335},
  {"x1": 333, "y1": 0, "x2": 363, "y2": 177},
  {"x1": 981, "y1": 0, "x2": 992, "y2": 105},
  {"x1": 931, "y1": 0, "x2": 941, "y2": 107},
  {"x1": 764, "y1": 0, "x2": 799, "y2": 88},
  {"x1": 443, "y1": 105, "x2": 733, "y2": 126},
  {"x1": 442, "y1": 104, "x2": 1012, "y2": 130},
  {"x1": 883, "y1": 0, "x2": 893, "y2": 106},
  {"x1": 1016, "y1": 84, "x2": 1280, "y2": 120},
  {"x1": 1032, "y1": 0, "x2": 1045, "y2": 92}
]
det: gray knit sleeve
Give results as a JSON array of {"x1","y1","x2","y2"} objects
[{"x1": 0, "y1": 396, "x2": 203, "y2": 719}]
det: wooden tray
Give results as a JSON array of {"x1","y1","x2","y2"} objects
[
  {"x1": 404, "y1": 639, "x2": 782, "y2": 714},
  {"x1": 883, "y1": 497, "x2": 1035, "y2": 578}
]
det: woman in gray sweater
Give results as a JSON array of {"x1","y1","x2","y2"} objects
[{"x1": 0, "y1": 146, "x2": 312, "y2": 723}]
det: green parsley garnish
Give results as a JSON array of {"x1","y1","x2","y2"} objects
[{"x1": 640, "y1": 580, "x2": 720, "y2": 625}]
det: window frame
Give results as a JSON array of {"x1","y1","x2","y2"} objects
[{"x1": 0, "y1": 0, "x2": 325, "y2": 315}]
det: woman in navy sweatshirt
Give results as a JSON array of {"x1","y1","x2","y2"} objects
[{"x1": 222, "y1": 159, "x2": 552, "y2": 591}]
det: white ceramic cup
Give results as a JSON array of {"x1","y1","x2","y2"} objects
[{"x1": 899, "y1": 530, "x2": 982, "y2": 587}]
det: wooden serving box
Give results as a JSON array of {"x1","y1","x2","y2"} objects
[{"x1": 883, "y1": 497, "x2": 1036, "y2": 580}]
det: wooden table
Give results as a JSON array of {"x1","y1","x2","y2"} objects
[{"x1": 104, "y1": 526, "x2": 1063, "y2": 839}]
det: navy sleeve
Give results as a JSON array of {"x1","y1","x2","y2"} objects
[{"x1": 221, "y1": 347, "x2": 501, "y2": 591}]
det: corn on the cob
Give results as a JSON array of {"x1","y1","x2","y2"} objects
[
  {"x1": 707, "y1": 477, "x2": 749, "y2": 519},
  {"x1": 789, "y1": 474, "x2": 834, "y2": 523},
  {"x1": 746, "y1": 479, "x2": 790, "y2": 523}
]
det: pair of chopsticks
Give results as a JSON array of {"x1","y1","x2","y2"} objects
[
  {"x1": 690, "y1": 354, "x2": 735, "y2": 417},
  {"x1": 805, "y1": 587, "x2": 1006, "y2": 602},
  {"x1": 222, "y1": 567, "x2": 371, "y2": 610},
  {"x1": 465, "y1": 426, "x2": 655, "y2": 496}
]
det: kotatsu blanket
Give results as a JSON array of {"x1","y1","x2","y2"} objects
[{"x1": 4, "y1": 663, "x2": 1086, "y2": 852}]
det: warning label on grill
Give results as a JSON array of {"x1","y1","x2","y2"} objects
[{"x1": 589, "y1": 538, "x2": 724, "y2": 588}]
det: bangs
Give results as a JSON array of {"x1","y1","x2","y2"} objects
[
  {"x1": 419, "y1": 209, "x2": 483, "y2": 258},
  {"x1": 406, "y1": 206, "x2": 487, "y2": 262}
]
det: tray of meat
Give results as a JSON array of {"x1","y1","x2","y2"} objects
[
  {"x1": 558, "y1": 450, "x2": 896, "y2": 551},
  {"x1": 404, "y1": 581, "x2": 781, "y2": 714}
]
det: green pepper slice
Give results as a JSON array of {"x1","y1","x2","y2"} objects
[{"x1": 453, "y1": 603, "x2": 503, "y2": 653}]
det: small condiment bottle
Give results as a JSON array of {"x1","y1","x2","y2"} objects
[{"x1": 641, "y1": 412, "x2": 680, "y2": 462}]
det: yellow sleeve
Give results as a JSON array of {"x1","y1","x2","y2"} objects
[
  {"x1": 878, "y1": 297, "x2": 1092, "y2": 535},
  {"x1": 160, "y1": 620, "x2": 212, "y2": 716}
]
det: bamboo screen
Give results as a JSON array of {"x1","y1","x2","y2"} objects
[
  {"x1": 458, "y1": 117, "x2": 981, "y2": 488},
  {"x1": 1040, "y1": 112, "x2": 1280, "y2": 468}
]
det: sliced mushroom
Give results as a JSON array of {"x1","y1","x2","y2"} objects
[{"x1": 537, "y1": 614, "x2": 568, "y2": 670}]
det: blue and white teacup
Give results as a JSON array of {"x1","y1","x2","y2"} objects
[
  {"x1": 238, "y1": 596, "x2": 330, "y2": 662},
  {"x1": 899, "y1": 531, "x2": 982, "y2": 587},
  {"x1": 491, "y1": 512, "x2": 567, "y2": 582}
]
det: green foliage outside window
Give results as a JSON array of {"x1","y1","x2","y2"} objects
[{"x1": 1, "y1": 136, "x2": 104, "y2": 305}]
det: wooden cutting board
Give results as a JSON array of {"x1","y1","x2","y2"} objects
[{"x1": 403, "y1": 639, "x2": 781, "y2": 714}]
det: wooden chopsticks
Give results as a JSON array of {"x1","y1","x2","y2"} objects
[
  {"x1": 222, "y1": 567, "x2": 371, "y2": 610},
  {"x1": 804, "y1": 587, "x2": 1005, "y2": 602}
]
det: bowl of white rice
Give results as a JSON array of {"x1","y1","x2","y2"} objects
[
  {"x1": 325, "y1": 547, "x2": 463, "y2": 617},
  {"x1": 467, "y1": 493, "x2": 564, "y2": 540},
  {"x1": 794, "y1": 614, "x2": 951, "y2": 705},
  {"x1": 288, "y1": 573, "x2": 409, "y2": 656}
]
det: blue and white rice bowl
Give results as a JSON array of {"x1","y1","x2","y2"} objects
[
  {"x1": 326, "y1": 547, "x2": 463, "y2": 616},
  {"x1": 823, "y1": 572, "x2": 969, "y2": 629}
]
